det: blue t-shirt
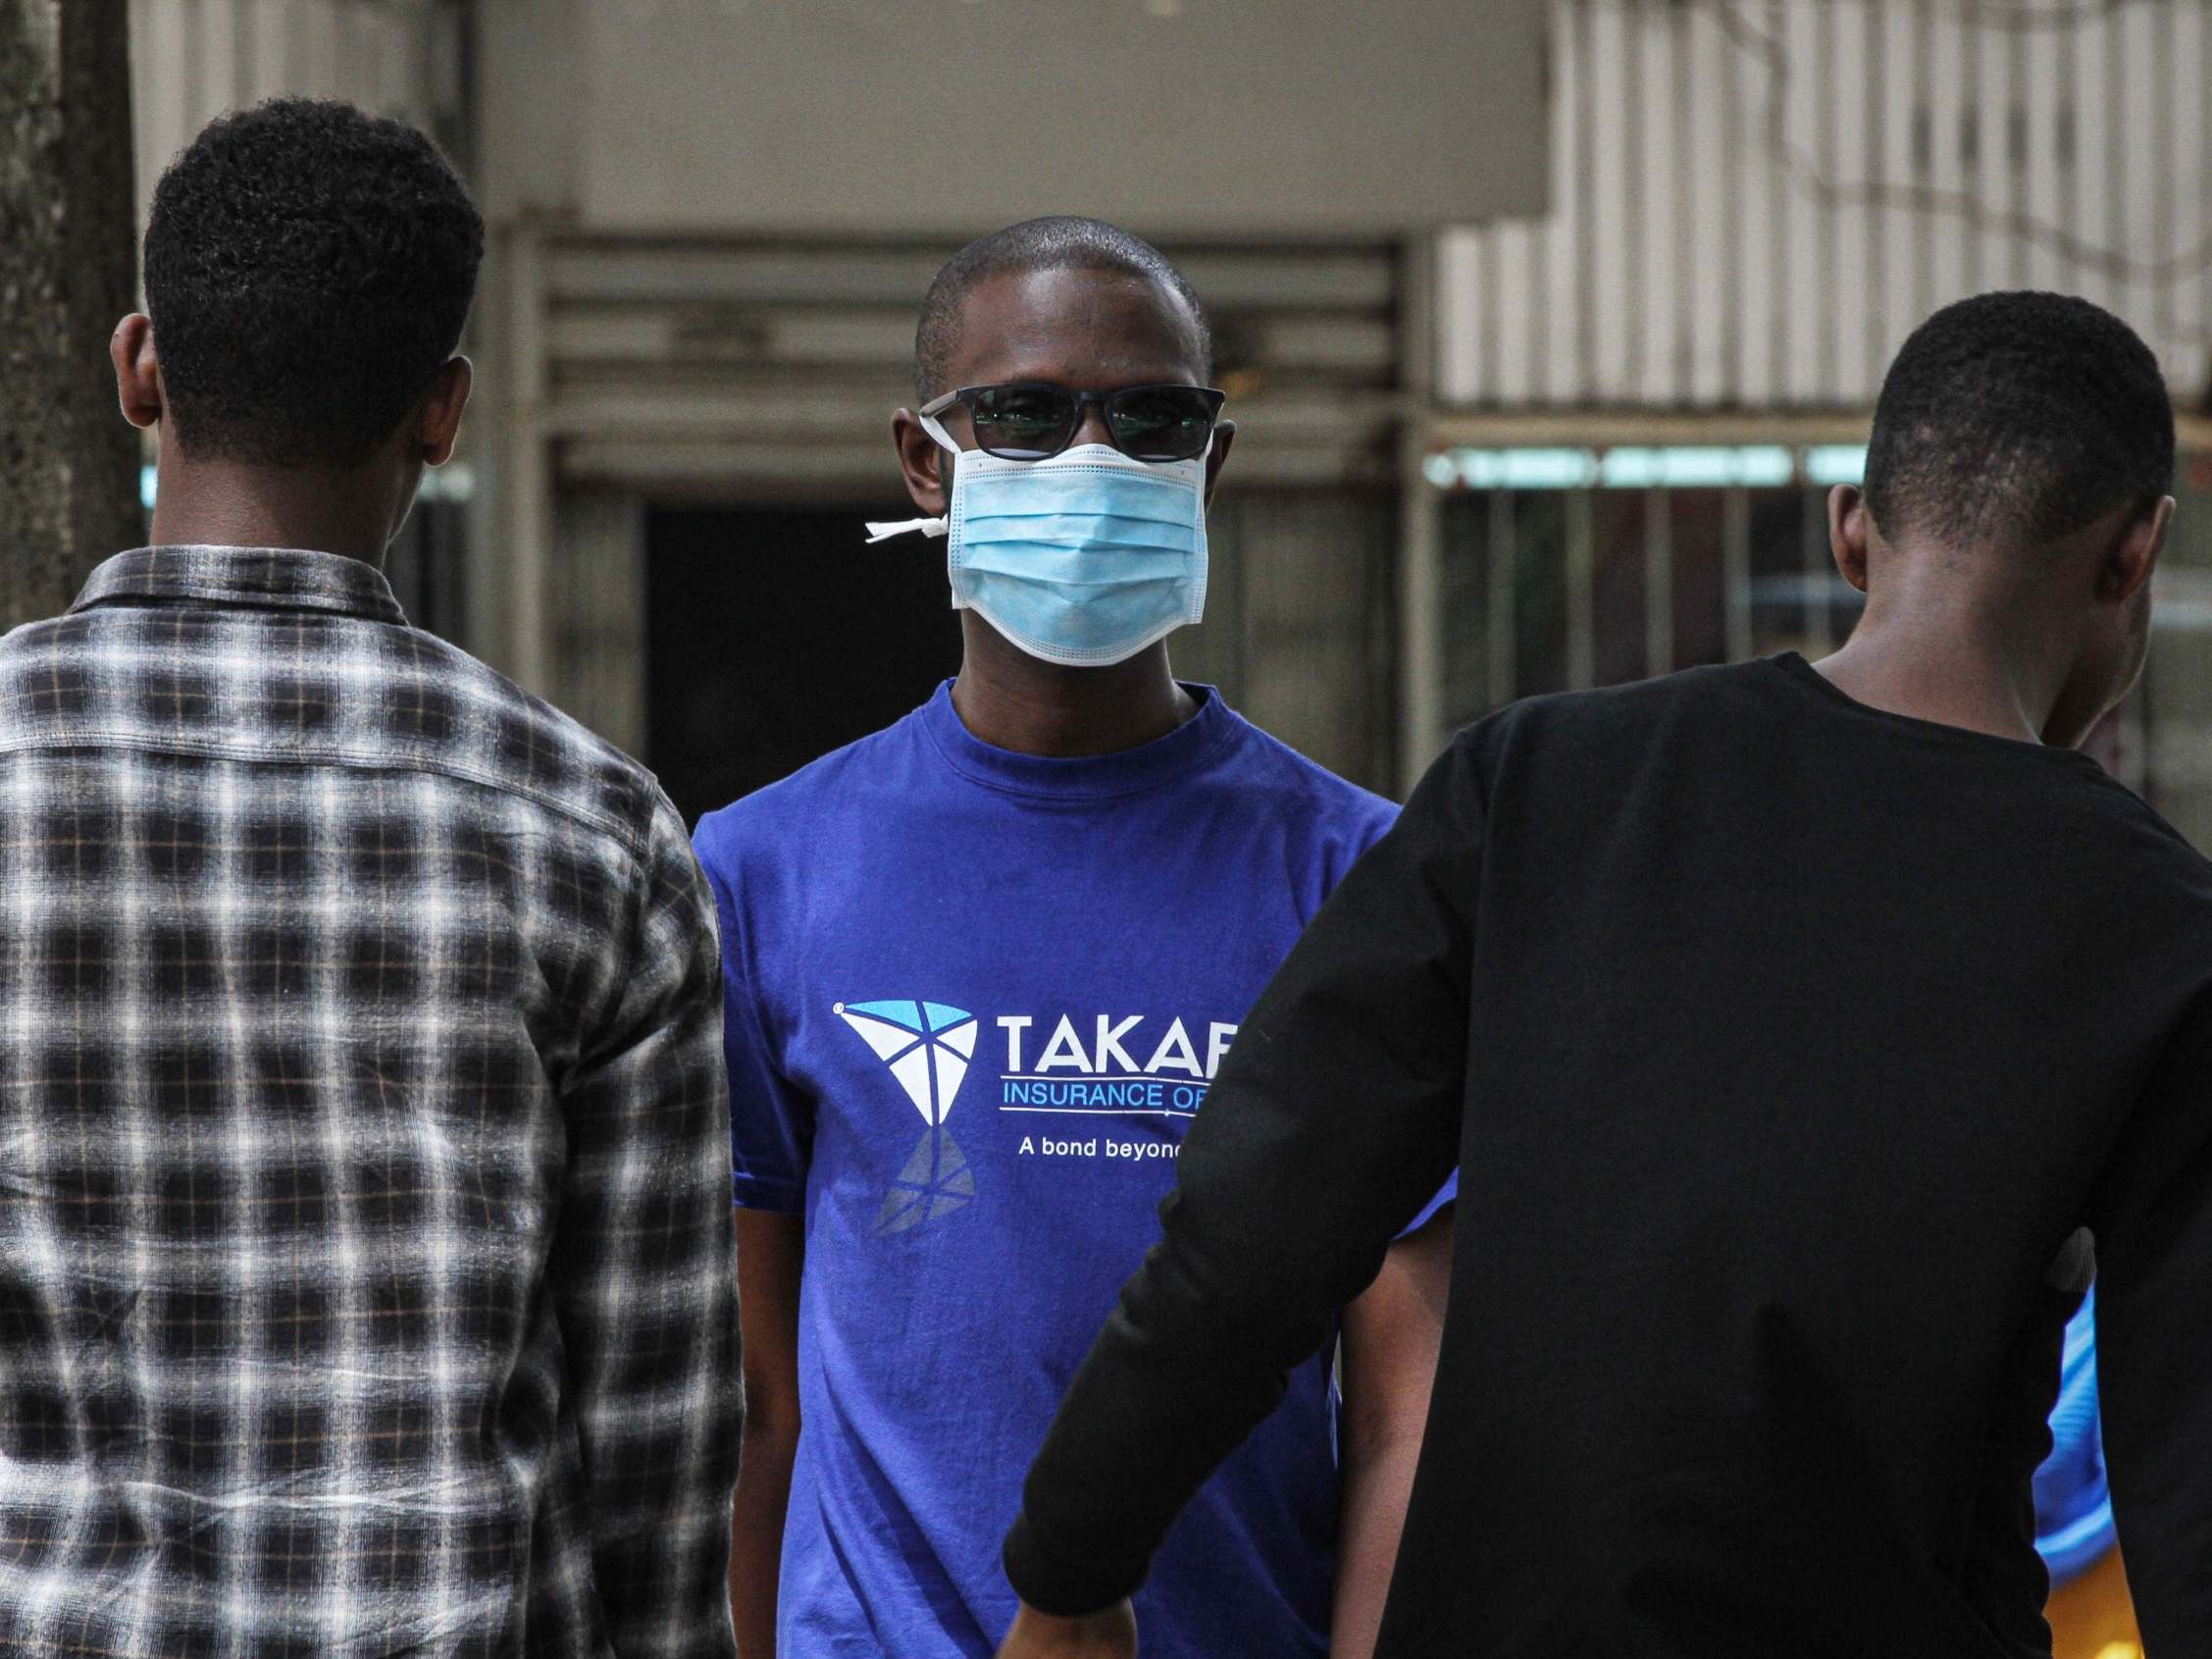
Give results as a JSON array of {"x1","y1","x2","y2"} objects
[{"x1": 693, "y1": 683, "x2": 1439, "y2": 1658}]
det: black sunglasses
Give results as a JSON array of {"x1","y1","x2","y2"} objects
[{"x1": 920, "y1": 382, "x2": 1227, "y2": 463}]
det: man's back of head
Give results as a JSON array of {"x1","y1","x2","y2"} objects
[
  {"x1": 119, "y1": 97, "x2": 483, "y2": 568},
  {"x1": 143, "y1": 97, "x2": 481, "y2": 467},
  {"x1": 1825, "y1": 291, "x2": 2177, "y2": 751},
  {"x1": 1863, "y1": 289, "x2": 2173, "y2": 557}
]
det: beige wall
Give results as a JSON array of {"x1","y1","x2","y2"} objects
[{"x1": 478, "y1": 0, "x2": 1548, "y2": 235}]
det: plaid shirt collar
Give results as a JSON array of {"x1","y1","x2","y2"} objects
[{"x1": 70, "y1": 544, "x2": 410, "y2": 627}]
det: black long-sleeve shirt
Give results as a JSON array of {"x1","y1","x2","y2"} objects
[{"x1": 1004, "y1": 654, "x2": 2212, "y2": 1656}]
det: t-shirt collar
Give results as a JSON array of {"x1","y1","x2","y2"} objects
[
  {"x1": 919, "y1": 678, "x2": 1234, "y2": 802},
  {"x1": 69, "y1": 545, "x2": 409, "y2": 626},
  {"x1": 1769, "y1": 651, "x2": 2104, "y2": 770}
]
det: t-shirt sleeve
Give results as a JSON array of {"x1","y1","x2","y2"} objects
[
  {"x1": 2083, "y1": 991, "x2": 2212, "y2": 1646},
  {"x1": 1337, "y1": 796, "x2": 1460, "y2": 1243},
  {"x1": 1401, "y1": 1167, "x2": 1460, "y2": 1236},
  {"x1": 693, "y1": 818, "x2": 815, "y2": 1214},
  {"x1": 1003, "y1": 733, "x2": 1481, "y2": 1617}
]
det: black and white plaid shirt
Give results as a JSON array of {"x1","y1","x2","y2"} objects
[{"x1": 0, "y1": 547, "x2": 739, "y2": 1657}]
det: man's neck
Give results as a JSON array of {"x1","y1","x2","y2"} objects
[
  {"x1": 950, "y1": 623, "x2": 1197, "y2": 757},
  {"x1": 147, "y1": 453, "x2": 400, "y2": 569},
  {"x1": 1812, "y1": 587, "x2": 2070, "y2": 746}
]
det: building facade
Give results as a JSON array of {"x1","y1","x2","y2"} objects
[{"x1": 124, "y1": 0, "x2": 2212, "y2": 842}]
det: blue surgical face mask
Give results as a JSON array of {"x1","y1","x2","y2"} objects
[{"x1": 865, "y1": 414, "x2": 1209, "y2": 668}]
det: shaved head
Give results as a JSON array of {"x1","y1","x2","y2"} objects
[
  {"x1": 1865, "y1": 290, "x2": 2172, "y2": 553},
  {"x1": 912, "y1": 216, "x2": 1211, "y2": 402}
]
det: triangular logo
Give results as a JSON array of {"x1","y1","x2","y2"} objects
[
  {"x1": 836, "y1": 1000, "x2": 978, "y2": 1126},
  {"x1": 875, "y1": 1128, "x2": 976, "y2": 1235}
]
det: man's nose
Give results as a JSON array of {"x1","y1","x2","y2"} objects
[{"x1": 1072, "y1": 403, "x2": 1115, "y2": 448}]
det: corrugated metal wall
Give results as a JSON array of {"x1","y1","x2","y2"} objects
[
  {"x1": 129, "y1": 0, "x2": 463, "y2": 203},
  {"x1": 1439, "y1": 0, "x2": 2212, "y2": 409}
]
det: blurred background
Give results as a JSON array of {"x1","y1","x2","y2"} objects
[
  {"x1": 2, "y1": 2, "x2": 2184, "y2": 1649},
  {"x1": 33, "y1": 0, "x2": 2212, "y2": 852}
]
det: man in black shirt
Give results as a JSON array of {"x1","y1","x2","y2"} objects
[{"x1": 995, "y1": 291, "x2": 2212, "y2": 1657}]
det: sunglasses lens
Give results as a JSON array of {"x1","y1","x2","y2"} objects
[
  {"x1": 1106, "y1": 388, "x2": 1217, "y2": 461},
  {"x1": 968, "y1": 386, "x2": 1078, "y2": 459}
]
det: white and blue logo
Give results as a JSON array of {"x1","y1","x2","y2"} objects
[{"x1": 836, "y1": 1000, "x2": 979, "y2": 1234}]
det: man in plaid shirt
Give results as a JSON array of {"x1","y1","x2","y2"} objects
[{"x1": 0, "y1": 100, "x2": 740, "y2": 1656}]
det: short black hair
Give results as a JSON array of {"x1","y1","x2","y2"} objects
[
  {"x1": 143, "y1": 97, "x2": 485, "y2": 467},
  {"x1": 912, "y1": 216, "x2": 1211, "y2": 402},
  {"x1": 1865, "y1": 290, "x2": 2173, "y2": 550}
]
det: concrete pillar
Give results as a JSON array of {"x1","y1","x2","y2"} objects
[
  {"x1": 0, "y1": 0, "x2": 139, "y2": 627},
  {"x1": 1397, "y1": 231, "x2": 1445, "y2": 795},
  {"x1": 481, "y1": 214, "x2": 553, "y2": 695},
  {"x1": 1230, "y1": 489, "x2": 1397, "y2": 796},
  {"x1": 548, "y1": 489, "x2": 647, "y2": 759}
]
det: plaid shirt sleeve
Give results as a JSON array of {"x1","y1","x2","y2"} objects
[{"x1": 550, "y1": 792, "x2": 741, "y2": 1657}]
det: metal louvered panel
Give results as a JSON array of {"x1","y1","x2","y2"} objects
[
  {"x1": 1439, "y1": 0, "x2": 2212, "y2": 410},
  {"x1": 494, "y1": 227, "x2": 1410, "y2": 764},
  {"x1": 535, "y1": 235, "x2": 1407, "y2": 493}
]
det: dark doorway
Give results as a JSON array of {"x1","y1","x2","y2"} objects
[{"x1": 647, "y1": 504, "x2": 963, "y2": 825}]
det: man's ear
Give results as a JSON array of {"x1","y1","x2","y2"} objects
[
  {"x1": 1827, "y1": 484, "x2": 1873, "y2": 594},
  {"x1": 416, "y1": 356, "x2": 474, "y2": 466},
  {"x1": 2106, "y1": 493, "x2": 2173, "y2": 603},
  {"x1": 112, "y1": 314, "x2": 162, "y2": 431},
  {"x1": 1203, "y1": 419, "x2": 1236, "y2": 509},
  {"x1": 892, "y1": 408, "x2": 952, "y2": 515}
]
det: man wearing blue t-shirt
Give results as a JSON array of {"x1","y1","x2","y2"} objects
[{"x1": 692, "y1": 217, "x2": 1454, "y2": 1659}]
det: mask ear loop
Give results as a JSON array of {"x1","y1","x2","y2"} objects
[{"x1": 863, "y1": 413, "x2": 963, "y2": 544}]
